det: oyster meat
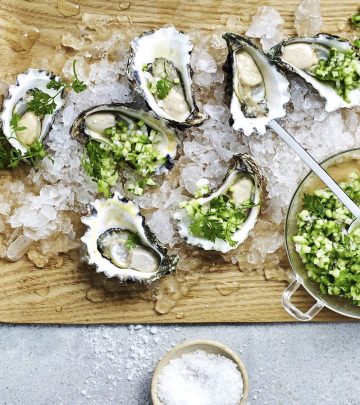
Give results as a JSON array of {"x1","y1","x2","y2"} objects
[
  {"x1": 269, "y1": 34, "x2": 360, "y2": 112},
  {"x1": 128, "y1": 26, "x2": 207, "y2": 127},
  {"x1": 175, "y1": 154, "x2": 263, "y2": 253},
  {"x1": 223, "y1": 34, "x2": 290, "y2": 136},
  {"x1": 71, "y1": 103, "x2": 178, "y2": 175},
  {"x1": 81, "y1": 192, "x2": 179, "y2": 282},
  {"x1": 0, "y1": 69, "x2": 65, "y2": 155}
]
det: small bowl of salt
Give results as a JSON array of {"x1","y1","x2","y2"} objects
[{"x1": 151, "y1": 339, "x2": 248, "y2": 405}]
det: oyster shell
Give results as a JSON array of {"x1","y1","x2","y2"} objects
[
  {"x1": 128, "y1": 26, "x2": 207, "y2": 127},
  {"x1": 175, "y1": 154, "x2": 263, "y2": 253},
  {"x1": 269, "y1": 34, "x2": 360, "y2": 112},
  {"x1": 223, "y1": 34, "x2": 290, "y2": 136},
  {"x1": 0, "y1": 69, "x2": 65, "y2": 155},
  {"x1": 81, "y1": 192, "x2": 179, "y2": 282},
  {"x1": 71, "y1": 103, "x2": 178, "y2": 175}
]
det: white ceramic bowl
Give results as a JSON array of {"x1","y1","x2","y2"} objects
[{"x1": 151, "y1": 339, "x2": 249, "y2": 405}]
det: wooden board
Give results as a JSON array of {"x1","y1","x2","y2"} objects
[{"x1": 0, "y1": 0, "x2": 359, "y2": 324}]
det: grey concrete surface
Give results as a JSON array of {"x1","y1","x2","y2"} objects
[{"x1": 0, "y1": 323, "x2": 359, "y2": 405}]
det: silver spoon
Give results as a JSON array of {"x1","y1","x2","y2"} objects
[{"x1": 268, "y1": 120, "x2": 360, "y2": 233}]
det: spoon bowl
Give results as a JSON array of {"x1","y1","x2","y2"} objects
[{"x1": 348, "y1": 217, "x2": 360, "y2": 234}]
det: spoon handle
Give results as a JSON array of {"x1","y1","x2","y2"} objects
[{"x1": 269, "y1": 120, "x2": 360, "y2": 219}]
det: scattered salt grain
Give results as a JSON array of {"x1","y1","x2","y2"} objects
[{"x1": 156, "y1": 349, "x2": 244, "y2": 405}]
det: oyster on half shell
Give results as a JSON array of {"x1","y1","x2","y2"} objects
[
  {"x1": 0, "y1": 69, "x2": 65, "y2": 155},
  {"x1": 81, "y1": 192, "x2": 179, "y2": 282},
  {"x1": 269, "y1": 34, "x2": 360, "y2": 112},
  {"x1": 71, "y1": 104, "x2": 178, "y2": 175},
  {"x1": 223, "y1": 34, "x2": 290, "y2": 136},
  {"x1": 128, "y1": 26, "x2": 207, "y2": 127},
  {"x1": 175, "y1": 154, "x2": 263, "y2": 253}
]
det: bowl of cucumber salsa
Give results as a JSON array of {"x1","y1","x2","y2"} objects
[{"x1": 284, "y1": 148, "x2": 360, "y2": 320}]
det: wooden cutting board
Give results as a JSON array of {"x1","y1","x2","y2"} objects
[{"x1": 0, "y1": 0, "x2": 358, "y2": 324}]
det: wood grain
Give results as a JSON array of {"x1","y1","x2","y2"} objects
[{"x1": 0, "y1": 0, "x2": 358, "y2": 324}]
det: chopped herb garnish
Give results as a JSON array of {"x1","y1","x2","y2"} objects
[
  {"x1": 124, "y1": 233, "x2": 141, "y2": 251},
  {"x1": 47, "y1": 78, "x2": 63, "y2": 91},
  {"x1": 302, "y1": 193, "x2": 327, "y2": 218},
  {"x1": 70, "y1": 61, "x2": 87, "y2": 93},
  {"x1": 27, "y1": 89, "x2": 59, "y2": 116},
  {"x1": 294, "y1": 175, "x2": 360, "y2": 306},
  {"x1": 47, "y1": 60, "x2": 87, "y2": 94},
  {"x1": 351, "y1": 11, "x2": 360, "y2": 48},
  {"x1": 81, "y1": 118, "x2": 166, "y2": 197},
  {"x1": 0, "y1": 132, "x2": 13, "y2": 169},
  {"x1": 10, "y1": 140, "x2": 50, "y2": 167},
  {"x1": 312, "y1": 48, "x2": 360, "y2": 102},
  {"x1": 190, "y1": 216, "x2": 225, "y2": 243},
  {"x1": 81, "y1": 140, "x2": 118, "y2": 198},
  {"x1": 10, "y1": 113, "x2": 26, "y2": 133},
  {"x1": 0, "y1": 129, "x2": 49, "y2": 169},
  {"x1": 351, "y1": 13, "x2": 360, "y2": 26},
  {"x1": 156, "y1": 78, "x2": 173, "y2": 99},
  {"x1": 181, "y1": 192, "x2": 257, "y2": 247}
]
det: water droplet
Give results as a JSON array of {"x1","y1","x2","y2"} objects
[
  {"x1": 34, "y1": 286, "x2": 50, "y2": 297},
  {"x1": 55, "y1": 256, "x2": 64, "y2": 268},
  {"x1": 117, "y1": 15, "x2": 131, "y2": 24},
  {"x1": 119, "y1": 2, "x2": 130, "y2": 10},
  {"x1": 154, "y1": 297, "x2": 176, "y2": 315},
  {"x1": 337, "y1": 21, "x2": 348, "y2": 31},
  {"x1": 175, "y1": 312, "x2": 184, "y2": 319},
  {"x1": 185, "y1": 272, "x2": 201, "y2": 283},
  {"x1": 55, "y1": 305, "x2": 63, "y2": 312},
  {"x1": 86, "y1": 288, "x2": 106, "y2": 303},
  {"x1": 57, "y1": 0, "x2": 80, "y2": 17},
  {"x1": 0, "y1": 16, "x2": 40, "y2": 52},
  {"x1": 216, "y1": 281, "x2": 240, "y2": 296}
]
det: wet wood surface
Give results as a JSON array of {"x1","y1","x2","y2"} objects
[{"x1": 0, "y1": 0, "x2": 358, "y2": 323}]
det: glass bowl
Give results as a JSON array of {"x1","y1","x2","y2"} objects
[{"x1": 284, "y1": 148, "x2": 360, "y2": 320}]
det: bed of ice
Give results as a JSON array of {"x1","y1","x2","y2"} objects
[{"x1": 0, "y1": 1, "x2": 359, "y2": 311}]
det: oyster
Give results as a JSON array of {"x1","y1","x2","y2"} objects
[
  {"x1": 269, "y1": 34, "x2": 360, "y2": 112},
  {"x1": 71, "y1": 103, "x2": 177, "y2": 175},
  {"x1": 128, "y1": 26, "x2": 207, "y2": 127},
  {"x1": 175, "y1": 154, "x2": 263, "y2": 253},
  {"x1": 0, "y1": 69, "x2": 65, "y2": 155},
  {"x1": 223, "y1": 34, "x2": 290, "y2": 136},
  {"x1": 81, "y1": 192, "x2": 179, "y2": 282}
]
